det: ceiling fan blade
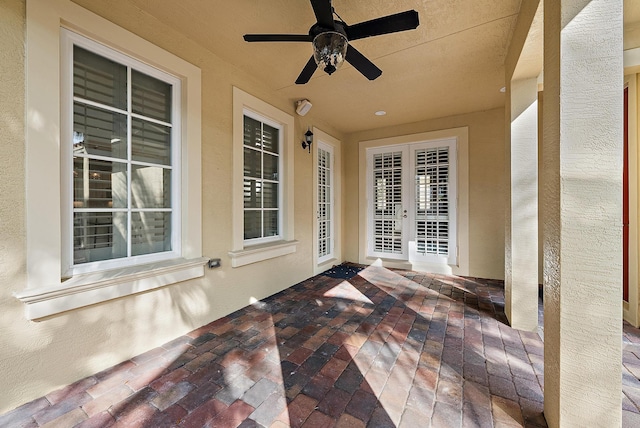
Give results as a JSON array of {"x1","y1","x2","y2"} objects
[
  {"x1": 345, "y1": 45, "x2": 382, "y2": 80},
  {"x1": 310, "y1": 0, "x2": 335, "y2": 29},
  {"x1": 296, "y1": 56, "x2": 318, "y2": 84},
  {"x1": 346, "y1": 10, "x2": 419, "y2": 41},
  {"x1": 244, "y1": 34, "x2": 313, "y2": 42}
]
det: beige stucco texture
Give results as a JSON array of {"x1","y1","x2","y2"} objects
[
  {"x1": 543, "y1": 0, "x2": 623, "y2": 426},
  {"x1": 3, "y1": 1, "x2": 632, "y2": 425},
  {"x1": 0, "y1": 0, "x2": 510, "y2": 413}
]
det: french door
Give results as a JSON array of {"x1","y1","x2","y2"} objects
[
  {"x1": 366, "y1": 139, "x2": 457, "y2": 265},
  {"x1": 317, "y1": 142, "x2": 334, "y2": 263}
]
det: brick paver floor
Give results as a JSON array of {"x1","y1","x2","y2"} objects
[{"x1": 3, "y1": 263, "x2": 640, "y2": 427}]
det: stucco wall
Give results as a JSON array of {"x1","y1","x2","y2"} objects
[
  {"x1": 0, "y1": 0, "x2": 29, "y2": 414},
  {"x1": 0, "y1": 0, "x2": 346, "y2": 413},
  {"x1": 343, "y1": 108, "x2": 506, "y2": 280},
  {"x1": 1, "y1": 0, "x2": 508, "y2": 414}
]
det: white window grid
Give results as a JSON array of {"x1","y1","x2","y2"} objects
[
  {"x1": 61, "y1": 29, "x2": 182, "y2": 276},
  {"x1": 242, "y1": 110, "x2": 283, "y2": 245}
]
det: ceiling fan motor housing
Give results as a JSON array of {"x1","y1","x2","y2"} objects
[
  {"x1": 243, "y1": 0, "x2": 419, "y2": 84},
  {"x1": 310, "y1": 22, "x2": 348, "y2": 75},
  {"x1": 312, "y1": 32, "x2": 347, "y2": 75}
]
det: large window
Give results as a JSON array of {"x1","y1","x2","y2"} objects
[
  {"x1": 64, "y1": 31, "x2": 180, "y2": 275},
  {"x1": 19, "y1": 0, "x2": 203, "y2": 320},
  {"x1": 243, "y1": 113, "x2": 282, "y2": 244}
]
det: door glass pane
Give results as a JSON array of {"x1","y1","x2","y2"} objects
[
  {"x1": 318, "y1": 147, "x2": 332, "y2": 260},
  {"x1": 73, "y1": 158, "x2": 128, "y2": 208},
  {"x1": 132, "y1": 70, "x2": 172, "y2": 123},
  {"x1": 131, "y1": 118, "x2": 171, "y2": 165},
  {"x1": 415, "y1": 147, "x2": 449, "y2": 256},
  {"x1": 74, "y1": 211, "x2": 127, "y2": 264},
  {"x1": 73, "y1": 46, "x2": 127, "y2": 110},
  {"x1": 73, "y1": 103, "x2": 127, "y2": 159},
  {"x1": 131, "y1": 211, "x2": 171, "y2": 256},
  {"x1": 371, "y1": 151, "x2": 404, "y2": 255},
  {"x1": 131, "y1": 165, "x2": 171, "y2": 208}
]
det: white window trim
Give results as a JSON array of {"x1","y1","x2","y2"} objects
[
  {"x1": 17, "y1": 0, "x2": 204, "y2": 320},
  {"x1": 358, "y1": 127, "x2": 470, "y2": 276},
  {"x1": 229, "y1": 87, "x2": 296, "y2": 268},
  {"x1": 313, "y1": 128, "x2": 342, "y2": 273}
]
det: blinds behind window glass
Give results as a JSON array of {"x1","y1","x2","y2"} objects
[
  {"x1": 72, "y1": 46, "x2": 173, "y2": 265},
  {"x1": 243, "y1": 115, "x2": 280, "y2": 241}
]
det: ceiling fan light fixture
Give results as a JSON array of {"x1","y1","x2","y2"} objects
[{"x1": 312, "y1": 31, "x2": 348, "y2": 75}]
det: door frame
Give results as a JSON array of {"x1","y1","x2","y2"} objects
[
  {"x1": 316, "y1": 140, "x2": 335, "y2": 265},
  {"x1": 357, "y1": 127, "x2": 470, "y2": 275},
  {"x1": 312, "y1": 128, "x2": 342, "y2": 274},
  {"x1": 623, "y1": 74, "x2": 639, "y2": 327}
]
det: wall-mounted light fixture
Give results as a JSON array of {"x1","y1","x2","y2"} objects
[{"x1": 302, "y1": 128, "x2": 313, "y2": 153}]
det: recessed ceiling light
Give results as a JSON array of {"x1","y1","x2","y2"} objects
[
  {"x1": 500, "y1": 87, "x2": 506, "y2": 93},
  {"x1": 375, "y1": 110, "x2": 386, "y2": 116}
]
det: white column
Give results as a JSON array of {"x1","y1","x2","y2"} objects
[
  {"x1": 506, "y1": 77, "x2": 539, "y2": 331},
  {"x1": 543, "y1": 0, "x2": 623, "y2": 426}
]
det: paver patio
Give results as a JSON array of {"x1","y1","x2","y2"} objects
[{"x1": 2, "y1": 263, "x2": 640, "y2": 427}]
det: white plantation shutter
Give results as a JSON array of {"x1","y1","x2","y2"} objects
[
  {"x1": 317, "y1": 144, "x2": 333, "y2": 262},
  {"x1": 415, "y1": 147, "x2": 450, "y2": 257},
  {"x1": 371, "y1": 150, "x2": 406, "y2": 257},
  {"x1": 367, "y1": 139, "x2": 457, "y2": 265}
]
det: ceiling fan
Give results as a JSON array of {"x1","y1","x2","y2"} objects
[{"x1": 243, "y1": 0, "x2": 419, "y2": 84}]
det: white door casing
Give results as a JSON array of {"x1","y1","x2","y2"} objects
[{"x1": 366, "y1": 138, "x2": 457, "y2": 265}]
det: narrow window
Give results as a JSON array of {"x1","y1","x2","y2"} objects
[{"x1": 243, "y1": 112, "x2": 282, "y2": 244}]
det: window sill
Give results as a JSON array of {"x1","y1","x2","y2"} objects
[
  {"x1": 228, "y1": 240, "x2": 298, "y2": 268},
  {"x1": 15, "y1": 257, "x2": 208, "y2": 320}
]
